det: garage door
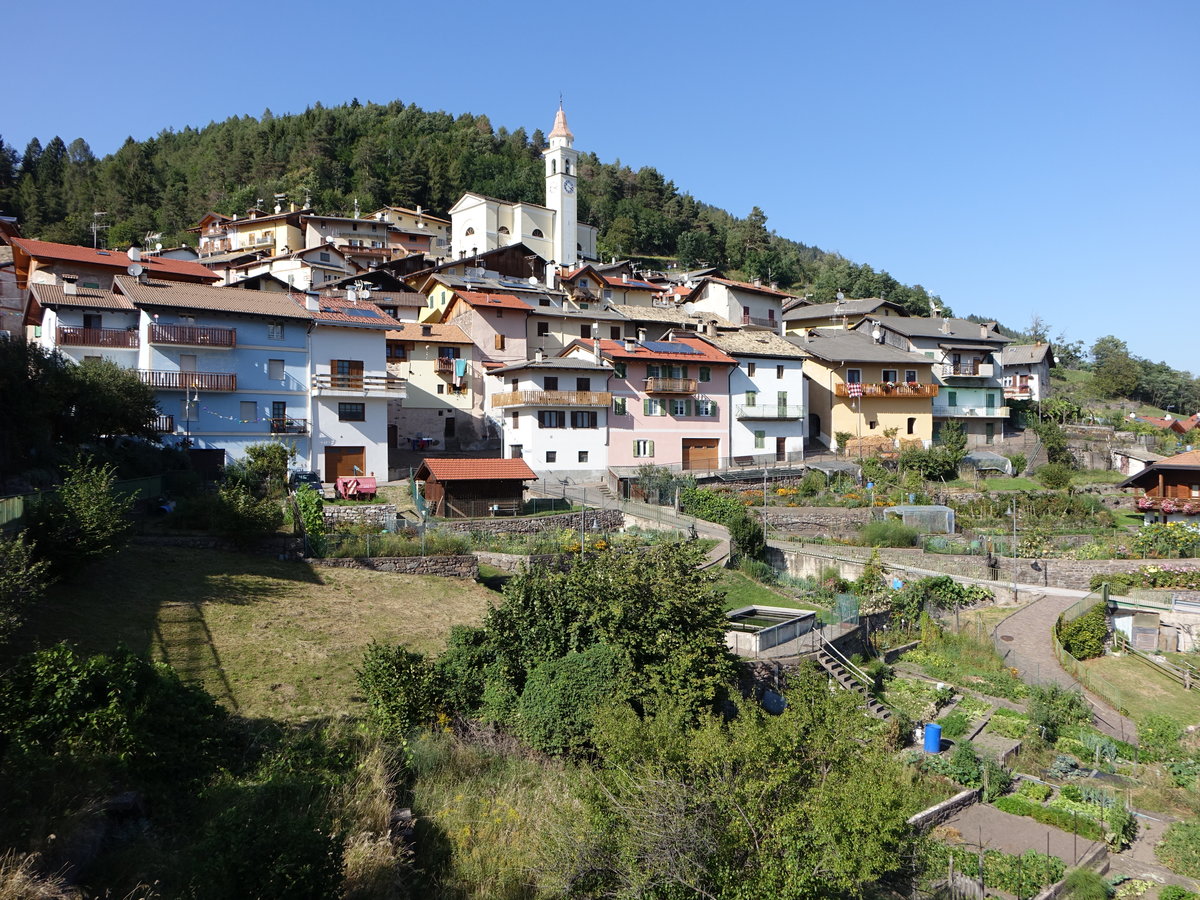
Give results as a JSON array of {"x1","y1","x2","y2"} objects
[
  {"x1": 325, "y1": 446, "x2": 366, "y2": 482},
  {"x1": 682, "y1": 439, "x2": 720, "y2": 471}
]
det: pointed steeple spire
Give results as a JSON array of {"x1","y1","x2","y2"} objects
[{"x1": 549, "y1": 100, "x2": 574, "y2": 143}]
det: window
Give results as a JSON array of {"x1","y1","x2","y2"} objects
[
  {"x1": 696, "y1": 399, "x2": 716, "y2": 417},
  {"x1": 576, "y1": 377, "x2": 591, "y2": 391},
  {"x1": 436, "y1": 384, "x2": 444, "y2": 394},
  {"x1": 537, "y1": 322, "x2": 550, "y2": 337},
  {"x1": 869, "y1": 420, "x2": 878, "y2": 430},
  {"x1": 747, "y1": 362, "x2": 756, "y2": 376},
  {"x1": 180, "y1": 398, "x2": 197, "y2": 422},
  {"x1": 494, "y1": 334, "x2": 505, "y2": 350},
  {"x1": 768, "y1": 309, "x2": 776, "y2": 324},
  {"x1": 387, "y1": 343, "x2": 406, "y2": 359},
  {"x1": 613, "y1": 362, "x2": 627, "y2": 378},
  {"x1": 580, "y1": 323, "x2": 592, "y2": 339},
  {"x1": 610, "y1": 326, "x2": 621, "y2": 340},
  {"x1": 643, "y1": 398, "x2": 667, "y2": 416},
  {"x1": 699, "y1": 366, "x2": 711, "y2": 382},
  {"x1": 271, "y1": 401, "x2": 286, "y2": 424},
  {"x1": 603, "y1": 289, "x2": 613, "y2": 302},
  {"x1": 613, "y1": 397, "x2": 627, "y2": 416},
  {"x1": 633, "y1": 439, "x2": 655, "y2": 458},
  {"x1": 464, "y1": 227, "x2": 475, "y2": 236},
  {"x1": 907, "y1": 417, "x2": 916, "y2": 435},
  {"x1": 544, "y1": 376, "x2": 559, "y2": 391},
  {"x1": 671, "y1": 399, "x2": 690, "y2": 416},
  {"x1": 531, "y1": 228, "x2": 544, "y2": 238},
  {"x1": 754, "y1": 430, "x2": 766, "y2": 449},
  {"x1": 511, "y1": 444, "x2": 523, "y2": 458},
  {"x1": 777, "y1": 365, "x2": 784, "y2": 379},
  {"x1": 647, "y1": 364, "x2": 661, "y2": 378},
  {"x1": 540, "y1": 298, "x2": 551, "y2": 307},
  {"x1": 571, "y1": 411, "x2": 598, "y2": 428},
  {"x1": 985, "y1": 423, "x2": 995, "y2": 445},
  {"x1": 338, "y1": 402, "x2": 365, "y2": 421},
  {"x1": 905, "y1": 369, "x2": 918, "y2": 383},
  {"x1": 986, "y1": 393, "x2": 996, "y2": 409},
  {"x1": 333, "y1": 359, "x2": 363, "y2": 388},
  {"x1": 538, "y1": 410, "x2": 566, "y2": 428},
  {"x1": 511, "y1": 412, "x2": 519, "y2": 429},
  {"x1": 745, "y1": 391, "x2": 757, "y2": 408},
  {"x1": 497, "y1": 226, "x2": 510, "y2": 235},
  {"x1": 83, "y1": 313, "x2": 102, "y2": 330},
  {"x1": 578, "y1": 451, "x2": 589, "y2": 463},
  {"x1": 882, "y1": 369, "x2": 898, "y2": 384},
  {"x1": 947, "y1": 391, "x2": 957, "y2": 406},
  {"x1": 1191, "y1": 484, "x2": 1200, "y2": 499},
  {"x1": 846, "y1": 369, "x2": 862, "y2": 384},
  {"x1": 319, "y1": 252, "x2": 330, "y2": 262},
  {"x1": 268, "y1": 359, "x2": 285, "y2": 380},
  {"x1": 267, "y1": 322, "x2": 285, "y2": 340},
  {"x1": 546, "y1": 451, "x2": 557, "y2": 463}
]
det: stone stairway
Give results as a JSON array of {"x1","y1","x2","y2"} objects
[{"x1": 815, "y1": 649, "x2": 892, "y2": 721}]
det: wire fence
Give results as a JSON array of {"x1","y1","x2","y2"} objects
[{"x1": 1050, "y1": 591, "x2": 1133, "y2": 720}]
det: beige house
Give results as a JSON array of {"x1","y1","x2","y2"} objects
[
  {"x1": 371, "y1": 205, "x2": 452, "y2": 256},
  {"x1": 386, "y1": 321, "x2": 475, "y2": 450},
  {"x1": 791, "y1": 328, "x2": 937, "y2": 451}
]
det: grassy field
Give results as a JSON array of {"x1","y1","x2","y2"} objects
[
  {"x1": 1080, "y1": 652, "x2": 1200, "y2": 725},
  {"x1": 9, "y1": 545, "x2": 497, "y2": 722},
  {"x1": 714, "y1": 570, "x2": 824, "y2": 612}
]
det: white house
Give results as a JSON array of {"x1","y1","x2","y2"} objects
[
  {"x1": 684, "y1": 276, "x2": 798, "y2": 330},
  {"x1": 1000, "y1": 342, "x2": 1055, "y2": 403}
]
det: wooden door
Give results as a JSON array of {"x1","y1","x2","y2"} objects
[
  {"x1": 325, "y1": 446, "x2": 365, "y2": 481},
  {"x1": 682, "y1": 439, "x2": 719, "y2": 471},
  {"x1": 776, "y1": 437, "x2": 786, "y2": 462}
]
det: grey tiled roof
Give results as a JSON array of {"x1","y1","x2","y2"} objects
[{"x1": 787, "y1": 328, "x2": 935, "y2": 365}]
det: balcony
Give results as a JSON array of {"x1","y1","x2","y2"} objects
[
  {"x1": 941, "y1": 362, "x2": 994, "y2": 378},
  {"x1": 741, "y1": 314, "x2": 778, "y2": 329},
  {"x1": 1003, "y1": 386, "x2": 1034, "y2": 400},
  {"x1": 736, "y1": 404, "x2": 804, "y2": 420},
  {"x1": 138, "y1": 370, "x2": 237, "y2": 391},
  {"x1": 434, "y1": 357, "x2": 458, "y2": 375},
  {"x1": 312, "y1": 373, "x2": 406, "y2": 397},
  {"x1": 153, "y1": 415, "x2": 175, "y2": 433},
  {"x1": 834, "y1": 382, "x2": 940, "y2": 399},
  {"x1": 56, "y1": 326, "x2": 139, "y2": 349},
  {"x1": 492, "y1": 390, "x2": 612, "y2": 409},
  {"x1": 269, "y1": 417, "x2": 309, "y2": 434},
  {"x1": 932, "y1": 405, "x2": 1010, "y2": 418},
  {"x1": 150, "y1": 323, "x2": 237, "y2": 348},
  {"x1": 251, "y1": 236, "x2": 275, "y2": 247},
  {"x1": 644, "y1": 377, "x2": 698, "y2": 394}
]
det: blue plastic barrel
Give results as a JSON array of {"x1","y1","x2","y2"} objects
[{"x1": 923, "y1": 722, "x2": 942, "y2": 753}]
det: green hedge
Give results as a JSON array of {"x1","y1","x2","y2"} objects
[
  {"x1": 994, "y1": 794, "x2": 1103, "y2": 840},
  {"x1": 1056, "y1": 603, "x2": 1108, "y2": 660}
]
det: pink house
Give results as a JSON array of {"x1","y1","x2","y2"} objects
[{"x1": 563, "y1": 335, "x2": 736, "y2": 470}]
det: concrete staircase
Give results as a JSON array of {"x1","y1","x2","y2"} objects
[{"x1": 815, "y1": 649, "x2": 892, "y2": 721}]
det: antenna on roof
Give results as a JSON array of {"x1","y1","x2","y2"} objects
[{"x1": 90, "y1": 211, "x2": 109, "y2": 249}]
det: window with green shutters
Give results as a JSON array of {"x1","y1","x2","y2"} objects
[
  {"x1": 754, "y1": 431, "x2": 766, "y2": 449},
  {"x1": 696, "y1": 399, "x2": 716, "y2": 417},
  {"x1": 643, "y1": 398, "x2": 667, "y2": 416},
  {"x1": 613, "y1": 362, "x2": 627, "y2": 378},
  {"x1": 671, "y1": 399, "x2": 691, "y2": 416},
  {"x1": 647, "y1": 365, "x2": 661, "y2": 378},
  {"x1": 613, "y1": 397, "x2": 627, "y2": 416},
  {"x1": 745, "y1": 390, "x2": 757, "y2": 407},
  {"x1": 633, "y1": 439, "x2": 655, "y2": 458}
]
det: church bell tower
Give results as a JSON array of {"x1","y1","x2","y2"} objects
[{"x1": 543, "y1": 102, "x2": 579, "y2": 268}]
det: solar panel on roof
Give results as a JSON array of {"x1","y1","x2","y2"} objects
[{"x1": 641, "y1": 340, "x2": 700, "y2": 354}]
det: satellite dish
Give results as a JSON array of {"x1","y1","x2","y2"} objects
[
  {"x1": 528, "y1": 276, "x2": 538, "y2": 285},
  {"x1": 127, "y1": 263, "x2": 144, "y2": 277},
  {"x1": 155, "y1": 242, "x2": 163, "y2": 251},
  {"x1": 127, "y1": 247, "x2": 142, "y2": 263}
]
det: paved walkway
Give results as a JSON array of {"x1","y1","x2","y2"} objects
[{"x1": 991, "y1": 594, "x2": 1138, "y2": 744}]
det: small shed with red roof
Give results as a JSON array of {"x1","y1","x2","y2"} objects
[{"x1": 414, "y1": 457, "x2": 539, "y2": 518}]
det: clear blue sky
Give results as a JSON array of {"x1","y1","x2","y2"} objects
[{"x1": 6, "y1": 0, "x2": 1197, "y2": 373}]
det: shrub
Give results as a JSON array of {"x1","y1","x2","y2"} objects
[
  {"x1": 860, "y1": 519, "x2": 919, "y2": 548},
  {"x1": 1159, "y1": 886, "x2": 1200, "y2": 900},
  {"x1": 24, "y1": 457, "x2": 134, "y2": 576},
  {"x1": 515, "y1": 644, "x2": 630, "y2": 756},
  {"x1": 738, "y1": 558, "x2": 778, "y2": 583},
  {"x1": 0, "y1": 535, "x2": 48, "y2": 644},
  {"x1": 1057, "y1": 603, "x2": 1108, "y2": 660},
  {"x1": 356, "y1": 642, "x2": 440, "y2": 745},
  {"x1": 1028, "y1": 684, "x2": 1092, "y2": 742},
  {"x1": 1007, "y1": 453, "x2": 1028, "y2": 476},
  {"x1": 1139, "y1": 714, "x2": 1185, "y2": 762},
  {"x1": 294, "y1": 483, "x2": 325, "y2": 554},
  {"x1": 216, "y1": 482, "x2": 284, "y2": 548},
  {"x1": 728, "y1": 512, "x2": 766, "y2": 562},
  {"x1": 225, "y1": 441, "x2": 294, "y2": 499},
  {"x1": 1039, "y1": 463, "x2": 1075, "y2": 489},
  {"x1": 1018, "y1": 779, "x2": 1053, "y2": 802},
  {"x1": 1157, "y1": 820, "x2": 1200, "y2": 879}
]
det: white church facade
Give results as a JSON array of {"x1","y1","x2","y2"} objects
[{"x1": 449, "y1": 106, "x2": 598, "y2": 267}]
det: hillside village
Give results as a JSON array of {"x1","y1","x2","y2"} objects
[{"x1": 1, "y1": 104, "x2": 1200, "y2": 900}]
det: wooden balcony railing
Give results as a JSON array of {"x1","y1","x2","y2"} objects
[
  {"x1": 1003, "y1": 386, "x2": 1033, "y2": 399},
  {"x1": 137, "y1": 370, "x2": 237, "y2": 391},
  {"x1": 153, "y1": 415, "x2": 175, "y2": 432},
  {"x1": 149, "y1": 323, "x2": 237, "y2": 347},
  {"x1": 312, "y1": 373, "x2": 405, "y2": 396},
  {"x1": 56, "y1": 326, "x2": 139, "y2": 348},
  {"x1": 644, "y1": 377, "x2": 698, "y2": 394},
  {"x1": 269, "y1": 417, "x2": 308, "y2": 434},
  {"x1": 435, "y1": 357, "x2": 458, "y2": 374},
  {"x1": 491, "y1": 390, "x2": 612, "y2": 409},
  {"x1": 735, "y1": 404, "x2": 804, "y2": 420},
  {"x1": 834, "y1": 382, "x2": 940, "y2": 398}
]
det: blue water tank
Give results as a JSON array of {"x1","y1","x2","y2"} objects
[{"x1": 924, "y1": 722, "x2": 943, "y2": 753}]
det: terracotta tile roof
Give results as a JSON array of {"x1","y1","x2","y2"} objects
[
  {"x1": 386, "y1": 322, "x2": 472, "y2": 344},
  {"x1": 302, "y1": 293, "x2": 395, "y2": 328},
  {"x1": 1158, "y1": 449, "x2": 1200, "y2": 465},
  {"x1": 13, "y1": 239, "x2": 219, "y2": 282},
  {"x1": 30, "y1": 282, "x2": 136, "y2": 311},
  {"x1": 583, "y1": 336, "x2": 737, "y2": 365},
  {"x1": 602, "y1": 276, "x2": 660, "y2": 291},
  {"x1": 415, "y1": 457, "x2": 538, "y2": 481},
  {"x1": 452, "y1": 291, "x2": 533, "y2": 312},
  {"x1": 114, "y1": 276, "x2": 311, "y2": 319}
]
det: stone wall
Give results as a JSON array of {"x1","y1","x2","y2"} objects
[
  {"x1": 441, "y1": 508, "x2": 624, "y2": 535},
  {"x1": 307, "y1": 554, "x2": 477, "y2": 578},
  {"x1": 767, "y1": 506, "x2": 872, "y2": 539},
  {"x1": 471, "y1": 551, "x2": 571, "y2": 574},
  {"x1": 907, "y1": 787, "x2": 980, "y2": 832},
  {"x1": 323, "y1": 504, "x2": 398, "y2": 530}
]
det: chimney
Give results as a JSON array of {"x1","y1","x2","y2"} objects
[
  {"x1": 940, "y1": 317, "x2": 950, "y2": 334},
  {"x1": 803, "y1": 327, "x2": 812, "y2": 343},
  {"x1": 704, "y1": 320, "x2": 716, "y2": 337},
  {"x1": 770, "y1": 282, "x2": 778, "y2": 291},
  {"x1": 637, "y1": 328, "x2": 647, "y2": 343},
  {"x1": 624, "y1": 336, "x2": 636, "y2": 353},
  {"x1": 416, "y1": 205, "x2": 423, "y2": 216},
  {"x1": 289, "y1": 202, "x2": 297, "y2": 213},
  {"x1": 420, "y1": 324, "x2": 432, "y2": 337},
  {"x1": 535, "y1": 348, "x2": 545, "y2": 362},
  {"x1": 622, "y1": 273, "x2": 629, "y2": 283},
  {"x1": 592, "y1": 337, "x2": 601, "y2": 358},
  {"x1": 347, "y1": 288, "x2": 357, "y2": 304},
  {"x1": 305, "y1": 291, "x2": 320, "y2": 313},
  {"x1": 753, "y1": 277, "x2": 761, "y2": 287},
  {"x1": 979, "y1": 323, "x2": 988, "y2": 339},
  {"x1": 62, "y1": 273, "x2": 78, "y2": 295}
]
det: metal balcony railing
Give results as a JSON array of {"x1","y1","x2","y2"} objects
[
  {"x1": 269, "y1": 417, "x2": 308, "y2": 434},
  {"x1": 735, "y1": 404, "x2": 804, "y2": 420},
  {"x1": 137, "y1": 370, "x2": 237, "y2": 391},
  {"x1": 932, "y1": 405, "x2": 1010, "y2": 418},
  {"x1": 312, "y1": 373, "x2": 405, "y2": 396},
  {"x1": 149, "y1": 323, "x2": 236, "y2": 347},
  {"x1": 941, "y1": 362, "x2": 994, "y2": 377},
  {"x1": 491, "y1": 390, "x2": 612, "y2": 408},
  {"x1": 741, "y1": 314, "x2": 778, "y2": 328},
  {"x1": 644, "y1": 377, "x2": 698, "y2": 394},
  {"x1": 56, "y1": 326, "x2": 139, "y2": 348}
]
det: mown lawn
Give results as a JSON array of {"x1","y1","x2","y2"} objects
[
  {"x1": 10, "y1": 544, "x2": 497, "y2": 722},
  {"x1": 714, "y1": 570, "x2": 824, "y2": 612},
  {"x1": 1080, "y1": 653, "x2": 1200, "y2": 725}
]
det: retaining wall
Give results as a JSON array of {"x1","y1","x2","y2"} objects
[
  {"x1": 306, "y1": 554, "x2": 477, "y2": 578},
  {"x1": 323, "y1": 504, "x2": 398, "y2": 530},
  {"x1": 907, "y1": 788, "x2": 980, "y2": 832},
  {"x1": 471, "y1": 551, "x2": 571, "y2": 573},
  {"x1": 441, "y1": 508, "x2": 623, "y2": 535}
]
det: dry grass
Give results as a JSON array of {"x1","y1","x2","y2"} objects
[
  {"x1": 0, "y1": 853, "x2": 76, "y2": 900},
  {"x1": 1080, "y1": 653, "x2": 1200, "y2": 726},
  {"x1": 11, "y1": 545, "x2": 497, "y2": 722}
]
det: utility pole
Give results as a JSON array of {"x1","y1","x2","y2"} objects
[{"x1": 91, "y1": 211, "x2": 109, "y2": 248}]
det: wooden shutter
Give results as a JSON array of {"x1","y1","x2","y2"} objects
[
  {"x1": 643, "y1": 399, "x2": 652, "y2": 416},
  {"x1": 648, "y1": 440, "x2": 654, "y2": 457},
  {"x1": 494, "y1": 334, "x2": 505, "y2": 350}
]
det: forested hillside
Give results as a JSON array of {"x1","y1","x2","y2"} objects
[{"x1": 0, "y1": 99, "x2": 943, "y2": 313}]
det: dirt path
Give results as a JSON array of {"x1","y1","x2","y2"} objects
[
  {"x1": 991, "y1": 593, "x2": 1138, "y2": 744},
  {"x1": 941, "y1": 802, "x2": 1104, "y2": 866}
]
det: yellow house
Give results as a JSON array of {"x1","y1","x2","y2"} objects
[
  {"x1": 793, "y1": 327, "x2": 937, "y2": 451},
  {"x1": 216, "y1": 207, "x2": 306, "y2": 257}
]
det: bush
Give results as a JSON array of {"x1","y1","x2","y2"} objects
[
  {"x1": 728, "y1": 512, "x2": 766, "y2": 562},
  {"x1": 515, "y1": 644, "x2": 630, "y2": 756},
  {"x1": 24, "y1": 457, "x2": 134, "y2": 576},
  {"x1": 216, "y1": 482, "x2": 284, "y2": 548},
  {"x1": 1028, "y1": 684, "x2": 1092, "y2": 741},
  {"x1": 738, "y1": 558, "x2": 778, "y2": 583},
  {"x1": 860, "y1": 519, "x2": 919, "y2": 548},
  {"x1": 1057, "y1": 603, "x2": 1108, "y2": 660},
  {"x1": 294, "y1": 483, "x2": 325, "y2": 554},
  {"x1": 356, "y1": 642, "x2": 440, "y2": 745},
  {"x1": 1157, "y1": 820, "x2": 1200, "y2": 879},
  {"x1": 1159, "y1": 886, "x2": 1200, "y2": 900},
  {"x1": 1038, "y1": 462, "x2": 1075, "y2": 490},
  {"x1": 224, "y1": 441, "x2": 294, "y2": 499},
  {"x1": 0, "y1": 535, "x2": 48, "y2": 644},
  {"x1": 1007, "y1": 453, "x2": 1027, "y2": 476},
  {"x1": 1018, "y1": 779, "x2": 1053, "y2": 802},
  {"x1": 1139, "y1": 714, "x2": 1185, "y2": 762}
]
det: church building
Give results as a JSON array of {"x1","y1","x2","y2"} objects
[{"x1": 448, "y1": 105, "x2": 598, "y2": 268}]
